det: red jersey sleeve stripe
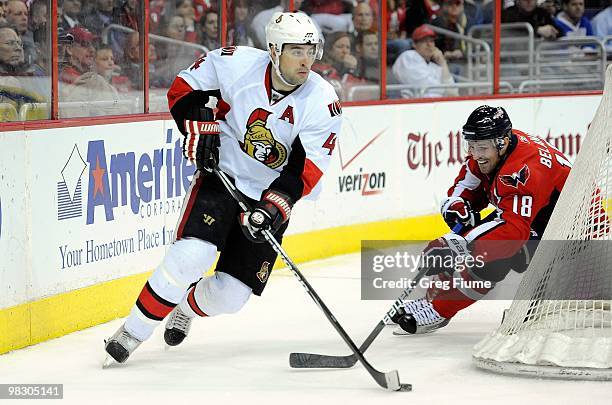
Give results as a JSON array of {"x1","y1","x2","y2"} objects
[
  {"x1": 167, "y1": 76, "x2": 194, "y2": 110},
  {"x1": 301, "y1": 158, "x2": 323, "y2": 197}
]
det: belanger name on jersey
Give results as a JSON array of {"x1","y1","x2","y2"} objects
[
  {"x1": 449, "y1": 129, "x2": 571, "y2": 260},
  {"x1": 167, "y1": 46, "x2": 343, "y2": 202}
]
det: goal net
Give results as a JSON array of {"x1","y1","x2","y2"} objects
[{"x1": 472, "y1": 65, "x2": 612, "y2": 381}]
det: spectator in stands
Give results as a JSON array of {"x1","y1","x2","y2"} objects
[
  {"x1": 312, "y1": 31, "x2": 364, "y2": 98},
  {"x1": 149, "y1": 0, "x2": 166, "y2": 34},
  {"x1": 198, "y1": 9, "x2": 219, "y2": 51},
  {"x1": 592, "y1": 1, "x2": 611, "y2": 44},
  {"x1": 228, "y1": 0, "x2": 254, "y2": 47},
  {"x1": 314, "y1": 31, "x2": 360, "y2": 79},
  {"x1": 6, "y1": 1, "x2": 27, "y2": 34},
  {"x1": 61, "y1": 69, "x2": 122, "y2": 116},
  {"x1": 303, "y1": 0, "x2": 347, "y2": 15},
  {"x1": 404, "y1": 0, "x2": 436, "y2": 36},
  {"x1": 164, "y1": 14, "x2": 187, "y2": 41},
  {"x1": 463, "y1": 0, "x2": 484, "y2": 27},
  {"x1": 57, "y1": 26, "x2": 72, "y2": 66},
  {"x1": 0, "y1": 26, "x2": 45, "y2": 116},
  {"x1": 554, "y1": 0, "x2": 593, "y2": 37},
  {"x1": 30, "y1": 0, "x2": 47, "y2": 41},
  {"x1": 116, "y1": 0, "x2": 139, "y2": 32},
  {"x1": 147, "y1": 40, "x2": 165, "y2": 88},
  {"x1": 29, "y1": 0, "x2": 48, "y2": 68},
  {"x1": 502, "y1": 0, "x2": 561, "y2": 39},
  {"x1": 431, "y1": 0, "x2": 468, "y2": 62},
  {"x1": 83, "y1": 0, "x2": 115, "y2": 34},
  {"x1": 0, "y1": 0, "x2": 7, "y2": 26},
  {"x1": 95, "y1": 45, "x2": 130, "y2": 92},
  {"x1": 60, "y1": 26, "x2": 96, "y2": 83},
  {"x1": 0, "y1": 26, "x2": 43, "y2": 75},
  {"x1": 356, "y1": 29, "x2": 379, "y2": 82},
  {"x1": 392, "y1": 24, "x2": 458, "y2": 97},
  {"x1": 6, "y1": 0, "x2": 36, "y2": 64},
  {"x1": 175, "y1": 0, "x2": 197, "y2": 43},
  {"x1": 59, "y1": 0, "x2": 83, "y2": 30},
  {"x1": 387, "y1": 0, "x2": 412, "y2": 64},
  {"x1": 59, "y1": 28, "x2": 124, "y2": 116},
  {"x1": 306, "y1": 0, "x2": 352, "y2": 33},
  {"x1": 94, "y1": 45, "x2": 117, "y2": 81},
  {"x1": 388, "y1": 0, "x2": 407, "y2": 40},
  {"x1": 120, "y1": 30, "x2": 141, "y2": 88},
  {"x1": 540, "y1": 0, "x2": 560, "y2": 18},
  {"x1": 0, "y1": 25, "x2": 24, "y2": 73},
  {"x1": 350, "y1": 2, "x2": 375, "y2": 46},
  {"x1": 193, "y1": 0, "x2": 216, "y2": 23},
  {"x1": 110, "y1": 0, "x2": 139, "y2": 65},
  {"x1": 154, "y1": 14, "x2": 197, "y2": 87}
]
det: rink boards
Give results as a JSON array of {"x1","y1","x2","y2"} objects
[{"x1": 0, "y1": 94, "x2": 600, "y2": 353}]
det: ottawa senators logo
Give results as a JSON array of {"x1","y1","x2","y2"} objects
[
  {"x1": 500, "y1": 164, "x2": 530, "y2": 188},
  {"x1": 240, "y1": 108, "x2": 287, "y2": 169},
  {"x1": 257, "y1": 262, "x2": 271, "y2": 283}
]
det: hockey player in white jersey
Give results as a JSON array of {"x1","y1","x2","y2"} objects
[{"x1": 104, "y1": 12, "x2": 342, "y2": 365}]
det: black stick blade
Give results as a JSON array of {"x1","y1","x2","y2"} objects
[{"x1": 289, "y1": 352, "x2": 357, "y2": 368}]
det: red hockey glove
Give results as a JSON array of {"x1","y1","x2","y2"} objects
[
  {"x1": 182, "y1": 107, "x2": 220, "y2": 172},
  {"x1": 440, "y1": 196, "x2": 479, "y2": 230},
  {"x1": 240, "y1": 189, "x2": 293, "y2": 243}
]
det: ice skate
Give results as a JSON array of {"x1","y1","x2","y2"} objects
[
  {"x1": 384, "y1": 305, "x2": 407, "y2": 325},
  {"x1": 164, "y1": 306, "x2": 194, "y2": 347},
  {"x1": 103, "y1": 324, "x2": 142, "y2": 367},
  {"x1": 392, "y1": 298, "x2": 450, "y2": 335}
]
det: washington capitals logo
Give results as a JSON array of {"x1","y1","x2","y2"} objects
[
  {"x1": 240, "y1": 108, "x2": 287, "y2": 169},
  {"x1": 500, "y1": 164, "x2": 530, "y2": 188}
]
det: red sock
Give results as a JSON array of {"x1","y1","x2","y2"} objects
[{"x1": 136, "y1": 282, "x2": 176, "y2": 321}]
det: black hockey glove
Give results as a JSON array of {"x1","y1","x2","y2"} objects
[
  {"x1": 240, "y1": 189, "x2": 293, "y2": 243},
  {"x1": 182, "y1": 106, "x2": 220, "y2": 173},
  {"x1": 440, "y1": 196, "x2": 479, "y2": 230}
]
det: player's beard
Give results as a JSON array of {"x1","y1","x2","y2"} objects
[
  {"x1": 282, "y1": 67, "x2": 309, "y2": 86},
  {"x1": 476, "y1": 156, "x2": 500, "y2": 174},
  {"x1": 477, "y1": 161, "x2": 492, "y2": 174}
]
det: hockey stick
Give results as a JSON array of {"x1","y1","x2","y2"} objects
[
  {"x1": 289, "y1": 224, "x2": 463, "y2": 369},
  {"x1": 213, "y1": 167, "x2": 411, "y2": 392}
]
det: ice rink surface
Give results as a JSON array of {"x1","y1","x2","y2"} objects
[{"x1": 1, "y1": 253, "x2": 610, "y2": 404}]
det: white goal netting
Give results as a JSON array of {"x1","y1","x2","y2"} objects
[{"x1": 472, "y1": 65, "x2": 612, "y2": 380}]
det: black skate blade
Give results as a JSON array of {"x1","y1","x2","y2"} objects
[{"x1": 289, "y1": 352, "x2": 357, "y2": 368}]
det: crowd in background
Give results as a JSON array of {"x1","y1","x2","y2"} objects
[{"x1": 1, "y1": 0, "x2": 611, "y2": 119}]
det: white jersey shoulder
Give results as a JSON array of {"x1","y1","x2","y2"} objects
[
  {"x1": 178, "y1": 46, "x2": 268, "y2": 92},
  {"x1": 176, "y1": 46, "x2": 343, "y2": 201}
]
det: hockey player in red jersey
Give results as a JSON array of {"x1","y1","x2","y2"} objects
[
  {"x1": 103, "y1": 12, "x2": 342, "y2": 365},
  {"x1": 394, "y1": 105, "x2": 572, "y2": 335}
]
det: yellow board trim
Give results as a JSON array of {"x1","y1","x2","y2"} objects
[{"x1": 0, "y1": 214, "x2": 447, "y2": 355}]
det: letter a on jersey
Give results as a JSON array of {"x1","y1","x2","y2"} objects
[
  {"x1": 279, "y1": 105, "x2": 294, "y2": 124},
  {"x1": 500, "y1": 164, "x2": 530, "y2": 188},
  {"x1": 240, "y1": 108, "x2": 288, "y2": 169}
]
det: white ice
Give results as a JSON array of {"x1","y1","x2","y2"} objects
[{"x1": 1, "y1": 253, "x2": 610, "y2": 404}]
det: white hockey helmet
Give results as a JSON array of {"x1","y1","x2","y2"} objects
[{"x1": 265, "y1": 12, "x2": 323, "y2": 86}]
